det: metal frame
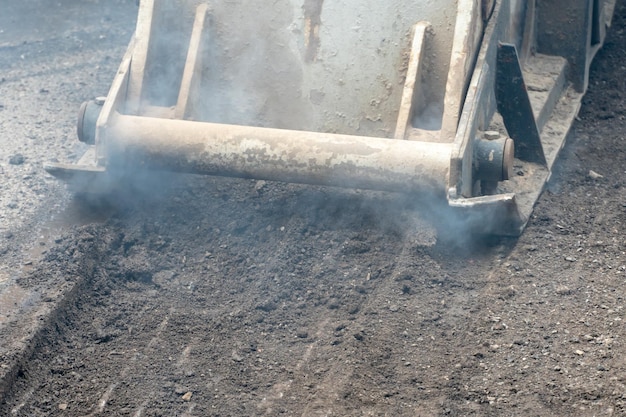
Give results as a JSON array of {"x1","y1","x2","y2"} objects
[{"x1": 45, "y1": 0, "x2": 617, "y2": 235}]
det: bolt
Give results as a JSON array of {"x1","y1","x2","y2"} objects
[{"x1": 484, "y1": 130, "x2": 501, "y2": 140}]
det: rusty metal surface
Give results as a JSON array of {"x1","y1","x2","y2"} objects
[{"x1": 105, "y1": 114, "x2": 453, "y2": 194}]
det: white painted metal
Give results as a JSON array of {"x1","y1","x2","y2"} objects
[{"x1": 128, "y1": 0, "x2": 465, "y2": 139}]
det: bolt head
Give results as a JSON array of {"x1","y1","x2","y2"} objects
[{"x1": 484, "y1": 130, "x2": 501, "y2": 140}]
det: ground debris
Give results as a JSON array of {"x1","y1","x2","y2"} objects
[
  {"x1": 555, "y1": 285, "x2": 572, "y2": 295},
  {"x1": 8, "y1": 154, "x2": 25, "y2": 165},
  {"x1": 588, "y1": 170, "x2": 604, "y2": 179}
]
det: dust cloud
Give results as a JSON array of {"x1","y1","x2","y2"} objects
[{"x1": 81, "y1": 0, "x2": 501, "y2": 246}]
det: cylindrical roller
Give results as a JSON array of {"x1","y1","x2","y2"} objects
[
  {"x1": 77, "y1": 99, "x2": 104, "y2": 145},
  {"x1": 104, "y1": 114, "x2": 453, "y2": 195},
  {"x1": 474, "y1": 136, "x2": 514, "y2": 181}
]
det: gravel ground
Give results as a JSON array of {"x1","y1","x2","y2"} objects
[
  {"x1": 0, "y1": 0, "x2": 136, "y2": 282},
  {"x1": 1, "y1": 1, "x2": 625, "y2": 416}
]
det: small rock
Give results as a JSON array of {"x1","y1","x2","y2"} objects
[
  {"x1": 58, "y1": 403, "x2": 68, "y2": 410},
  {"x1": 6, "y1": 201, "x2": 18, "y2": 209},
  {"x1": 254, "y1": 180, "x2": 267, "y2": 192},
  {"x1": 8, "y1": 154, "x2": 25, "y2": 165},
  {"x1": 555, "y1": 285, "x2": 572, "y2": 295},
  {"x1": 174, "y1": 385, "x2": 188, "y2": 395},
  {"x1": 565, "y1": 256, "x2": 576, "y2": 262},
  {"x1": 575, "y1": 349, "x2": 585, "y2": 356},
  {"x1": 296, "y1": 330, "x2": 309, "y2": 339},
  {"x1": 347, "y1": 303, "x2": 360, "y2": 314},
  {"x1": 588, "y1": 170, "x2": 604, "y2": 179},
  {"x1": 182, "y1": 391, "x2": 193, "y2": 401},
  {"x1": 491, "y1": 323, "x2": 507, "y2": 331}
]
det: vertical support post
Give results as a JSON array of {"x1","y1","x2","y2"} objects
[
  {"x1": 127, "y1": 0, "x2": 158, "y2": 114},
  {"x1": 440, "y1": 0, "x2": 484, "y2": 142},
  {"x1": 175, "y1": 3, "x2": 210, "y2": 120},
  {"x1": 394, "y1": 22, "x2": 430, "y2": 140}
]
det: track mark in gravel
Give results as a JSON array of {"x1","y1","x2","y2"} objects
[
  {"x1": 284, "y1": 238, "x2": 443, "y2": 415},
  {"x1": 147, "y1": 311, "x2": 171, "y2": 348},
  {"x1": 177, "y1": 345, "x2": 193, "y2": 364},
  {"x1": 94, "y1": 383, "x2": 117, "y2": 414},
  {"x1": 258, "y1": 380, "x2": 293, "y2": 414},
  {"x1": 297, "y1": 317, "x2": 332, "y2": 370},
  {"x1": 90, "y1": 309, "x2": 173, "y2": 415},
  {"x1": 9, "y1": 387, "x2": 35, "y2": 415},
  {"x1": 180, "y1": 403, "x2": 197, "y2": 417},
  {"x1": 257, "y1": 317, "x2": 333, "y2": 415},
  {"x1": 131, "y1": 398, "x2": 150, "y2": 417}
]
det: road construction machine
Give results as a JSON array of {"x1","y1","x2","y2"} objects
[{"x1": 45, "y1": 0, "x2": 617, "y2": 235}]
